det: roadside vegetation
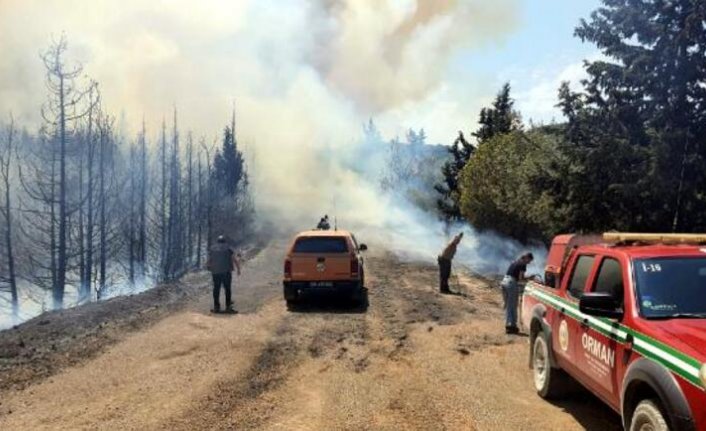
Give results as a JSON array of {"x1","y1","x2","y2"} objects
[{"x1": 439, "y1": 0, "x2": 706, "y2": 243}]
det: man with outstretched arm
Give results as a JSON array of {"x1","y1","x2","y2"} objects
[
  {"x1": 438, "y1": 232, "x2": 463, "y2": 294},
  {"x1": 207, "y1": 235, "x2": 242, "y2": 313}
]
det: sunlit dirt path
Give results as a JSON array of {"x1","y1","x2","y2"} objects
[{"x1": 0, "y1": 241, "x2": 621, "y2": 431}]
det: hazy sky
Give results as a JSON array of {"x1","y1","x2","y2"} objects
[
  {"x1": 0, "y1": 0, "x2": 600, "y2": 145},
  {"x1": 0, "y1": 0, "x2": 600, "y2": 264}
]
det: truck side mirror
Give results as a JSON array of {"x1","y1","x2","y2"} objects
[
  {"x1": 359, "y1": 244, "x2": 368, "y2": 252},
  {"x1": 579, "y1": 292, "x2": 623, "y2": 319}
]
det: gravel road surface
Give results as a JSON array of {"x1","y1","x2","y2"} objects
[{"x1": 0, "y1": 240, "x2": 622, "y2": 430}]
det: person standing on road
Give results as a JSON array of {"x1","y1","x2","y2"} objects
[
  {"x1": 207, "y1": 235, "x2": 242, "y2": 313},
  {"x1": 438, "y1": 232, "x2": 463, "y2": 294},
  {"x1": 501, "y1": 252, "x2": 535, "y2": 334}
]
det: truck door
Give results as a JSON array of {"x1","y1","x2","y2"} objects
[
  {"x1": 557, "y1": 253, "x2": 596, "y2": 375},
  {"x1": 576, "y1": 255, "x2": 625, "y2": 409}
]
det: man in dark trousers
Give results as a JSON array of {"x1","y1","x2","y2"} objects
[
  {"x1": 207, "y1": 235, "x2": 242, "y2": 313},
  {"x1": 438, "y1": 232, "x2": 463, "y2": 294}
]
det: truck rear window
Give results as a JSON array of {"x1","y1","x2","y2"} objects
[{"x1": 293, "y1": 237, "x2": 349, "y2": 253}]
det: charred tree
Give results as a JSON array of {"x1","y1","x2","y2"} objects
[{"x1": 0, "y1": 115, "x2": 19, "y2": 317}]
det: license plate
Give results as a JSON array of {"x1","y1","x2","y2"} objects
[{"x1": 310, "y1": 281, "x2": 333, "y2": 287}]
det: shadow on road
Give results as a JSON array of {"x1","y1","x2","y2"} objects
[
  {"x1": 287, "y1": 290, "x2": 369, "y2": 314},
  {"x1": 548, "y1": 386, "x2": 623, "y2": 430}
]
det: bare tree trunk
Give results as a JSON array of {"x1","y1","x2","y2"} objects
[
  {"x1": 56, "y1": 74, "x2": 67, "y2": 310},
  {"x1": 1, "y1": 115, "x2": 18, "y2": 317},
  {"x1": 77, "y1": 145, "x2": 85, "y2": 300},
  {"x1": 50, "y1": 142, "x2": 57, "y2": 305},
  {"x1": 85, "y1": 123, "x2": 95, "y2": 300},
  {"x1": 81, "y1": 87, "x2": 97, "y2": 300},
  {"x1": 167, "y1": 107, "x2": 181, "y2": 280},
  {"x1": 160, "y1": 119, "x2": 168, "y2": 281},
  {"x1": 128, "y1": 144, "x2": 136, "y2": 286},
  {"x1": 138, "y1": 119, "x2": 147, "y2": 278},
  {"x1": 196, "y1": 154, "x2": 203, "y2": 268},
  {"x1": 186, "y1": 133, "x2": 193, "y2": 268},
  {"x1": 98, "y1": 119, "x2": 107, "y2": 298}
]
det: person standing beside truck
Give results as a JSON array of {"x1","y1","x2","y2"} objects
[
  {"x1": 501, "y1": 252, "x2": 534, "y2": 334},
  {"x1": 207, "y1": 235, "x2": 242, "y2": 313},
  {"x1": 438, "y1": 232, "x2": 463, "y2": 294}
]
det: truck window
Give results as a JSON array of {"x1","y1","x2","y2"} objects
[
  {"x1": 592, "y1": 258, "x2": 624, "y2": 307},
  {"x1": 293, "y1": 237, "x2": 349, "y2": 253},
  {"x1": 568, "y1": 255, "x2": 595, "y2": 298},
  {"x1": 635, "y1": 257, "x2": 706, "y2": 318}
]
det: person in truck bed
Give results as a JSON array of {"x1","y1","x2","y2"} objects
[
  {"x1": 501, "y1": 252, "x2": 535, "y2": 334},
  {"x1": 316, "y1": 215, "x2": 331, "y2": 230}
]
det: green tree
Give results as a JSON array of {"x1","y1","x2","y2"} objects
[
  {"x1": 458, "y1": 131, "x2": 561, "y2": 242},
  {"x1": 436, "y1": 83, "x2": 523, "y2": 221},
  {"x1": 472, "y1": 82, "x2": 522, "y2": 144},
  {"x1": 561, "y1": 0, "x2": 706, "y2": 232},
  {"x1": 434, "y1": 131, "x2": 474, "y2": 221}
]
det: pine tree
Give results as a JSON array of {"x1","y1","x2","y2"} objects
[
  {"x1": 559, "y1": 0, "x2": 706, "y2": 232},
  {"x1": 211, "y1": 126, "x2": 245, "y2": 198},
  {"x1": 434, "y1": 131, "x2": 474, "y2": 221},
  {"x1": 472, "y1": 83, "x2": 521, "y2": 144}
]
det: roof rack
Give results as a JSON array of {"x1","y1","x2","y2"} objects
[{"x1": 603, "y1": 232, "x2": 706, "y2": 245}]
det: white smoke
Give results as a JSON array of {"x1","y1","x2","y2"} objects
[{"x1": 0, "y1": 0, "x2": 538, "y2": 280}]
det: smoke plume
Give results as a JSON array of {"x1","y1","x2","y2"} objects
[{"x1": 0, "y1": 0, "x2": 538, "y2": 275}]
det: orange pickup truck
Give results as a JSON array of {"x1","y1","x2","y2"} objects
[{"x1": 283, "y1": 230, "x2": 367, "y2": 308}]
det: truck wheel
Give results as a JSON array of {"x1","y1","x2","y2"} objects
[
  {"x1": 286, "y1": 300, "x2": 298, "y2": 311},
  {"x1": 629, "y1": 399, "x2": 669, "y2": 431},
  {"x1": 351, "y1": 286, "x2": 365, "y2": 307},
  {"x1": 532, "y1": 332, "x2": 570, "y2": 398}
]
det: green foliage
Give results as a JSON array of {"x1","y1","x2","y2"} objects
[
  {"x1": 211, "y1": 126, "x2": 246, "y2": 199},
  {"x1": 434, "y1": 131, "x2": 474, "y2": 221},
  {"x1": 458, "y1": 131, "x2": 562, "y2": 242},
  {"x1": 436, "y1": 83, "x2": 525, "y2": 222},
  {"x1": 562, "y1": 0, "x2": 706, "y2": 232},
  {"x1": 472, "y1": 83, "x2": 522, "y2": 144},
  {"x1": 457, "y1": 0, "x2": 706, "y2": 242}
]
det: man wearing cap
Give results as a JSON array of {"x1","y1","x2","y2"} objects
[{"x1": 207, "y1": 235, "x2": 242, "y2": 313}]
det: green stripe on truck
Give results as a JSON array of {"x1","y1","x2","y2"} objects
[{"x1": 524, "y1": 283, "x2": 704, "y2": 390}]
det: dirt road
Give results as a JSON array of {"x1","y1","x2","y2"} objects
[{"x1": 0, "y1": 240, "x2": 622, "y2": 430}]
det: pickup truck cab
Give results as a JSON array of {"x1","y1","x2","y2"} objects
[
  {"x1": 283, "y1": 230, "x2": 367, "y2": 308},
  {"x1": 523, "y1": 233, "x2": 706, "y2": 431}
]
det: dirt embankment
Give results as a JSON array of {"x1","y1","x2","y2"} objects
[{"x1": 0, "y1": 241, "x2": 622, "y2": 431}]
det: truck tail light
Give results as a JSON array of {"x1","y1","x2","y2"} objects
[
  {"x1": 350, "y1": 257, "x2": 359, "y2": 278},
  {"x1": 284, "y1": 259, "x2": 292, "y2": 278}
]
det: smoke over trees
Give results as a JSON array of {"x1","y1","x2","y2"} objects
[{"x1": 0, "y1": 36, "x2": 254, "y2": 322}]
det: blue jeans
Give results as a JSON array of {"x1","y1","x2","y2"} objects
[{"x1": 501, "y1": 276, "x2": 518, "y2": 327}]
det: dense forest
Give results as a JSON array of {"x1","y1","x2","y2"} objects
[
  {"x1": 438, "y1": 0, "x2": 706, "y2": 244},
  {"x1": 0, "y1": 36, "x2": 254, "y2": 320}
]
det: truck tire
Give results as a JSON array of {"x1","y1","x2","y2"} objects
[
  {"x1": 351, "y1": 285, "x2": 366, "y2": 307},
  {"x1": 286, "y1": 299, "x2": 298, "y2": 311},
  {"x1": 629, "y1": 399, "x2": 669, "y2": 431},
  {"x1": 532, "y1": 332, "x2": 571, "y2": 399}
]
